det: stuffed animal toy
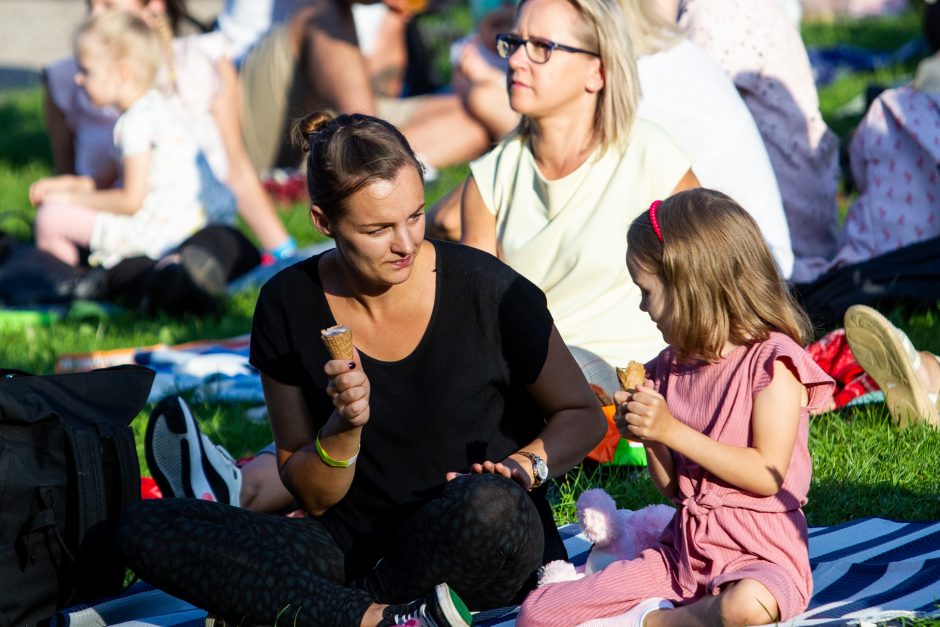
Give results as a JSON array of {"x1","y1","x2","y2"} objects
[{"x1": 538, "y1": 488, "x2": 675, "y2": 585}]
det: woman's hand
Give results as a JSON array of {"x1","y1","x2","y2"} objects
[
  {"x1": 446, "y1": 457, "x2": 530, "y2": 489},
  {"x1": 324, "y1": 348, "x2": 370, "y2": 428},
  {"x1": 615, "y1": 381, "x2": 679, "y2": 445}
]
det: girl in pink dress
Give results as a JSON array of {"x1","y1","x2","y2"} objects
[{"x1": 517, "y1": 188, "x2": 835, "y2": 627}]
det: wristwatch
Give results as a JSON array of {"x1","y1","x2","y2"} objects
[{"x1": 517, "y1": 451, "x2": 548, "y2": 490}]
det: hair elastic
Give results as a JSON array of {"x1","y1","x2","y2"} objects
[{"x1": 648, "y1": 200, "x2": 664, "y2": 243}]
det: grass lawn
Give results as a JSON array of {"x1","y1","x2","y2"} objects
[{"x1": 1, "y1": 8, "x2": 939, "y2": 622}]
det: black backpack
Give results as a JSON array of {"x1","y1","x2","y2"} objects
[{"x1": 0, "y1": 365, "x2": 155, "y2": 626}]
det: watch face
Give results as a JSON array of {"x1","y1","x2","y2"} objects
[{"x1": 534, "y1": 458, "x2": 548, "y2": 481}]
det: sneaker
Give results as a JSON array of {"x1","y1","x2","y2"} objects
[
  {"x1": 844, "y1": 305, "x2": 939, "y2": 428},
  {"x1": 145, "y1": 395, "x2": 242, "y2": 506},
  {"x1": 379, "y1": 584, "x2": 472, "y2": 627}
]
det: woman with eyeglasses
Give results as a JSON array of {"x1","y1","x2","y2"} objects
[{"x1": 460, "y1": 0, "x2": 698, "y2": 371}]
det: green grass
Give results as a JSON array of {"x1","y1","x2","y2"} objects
[{"x1": 2, "y1": 10, "x2": 940, "y2": 623}]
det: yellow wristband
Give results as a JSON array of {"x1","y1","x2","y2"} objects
[{"x1": 315, "y1": 428, "x2": 359, "y2": 468}]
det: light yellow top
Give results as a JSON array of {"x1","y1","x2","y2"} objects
[{"x1": 470, "y1": 119, "x2": 690, "y2": 365}]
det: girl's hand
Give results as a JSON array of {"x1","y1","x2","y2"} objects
[
  {"x1": 618, "y1": 381, "x2": 678, "y2": 444},
  {"x1": 613, "y1": 389, "x2": 642, "y2": 442},
  {"x1": 29, "y1": 175, "x2": 94, "y2": 207},
  {"x1": 323, "y1": 348, "x2": 370, "y2": 428},
  {"x1": 29, "y1": 177, "x2": 57, "y2": 206}
]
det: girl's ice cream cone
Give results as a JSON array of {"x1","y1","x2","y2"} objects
[
  {"x1": 616, "y1": 361, "x2": 645, "y2": 393},
  {"x1": 321, "y1": 325, "x2": 354, "y2": 360}
]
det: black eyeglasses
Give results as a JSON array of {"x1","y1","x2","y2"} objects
[{"x1": 495, "y1": 33, "x2": 599, "y2": 64}]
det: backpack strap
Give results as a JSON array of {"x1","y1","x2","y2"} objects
[
  {"x1": 67, "y1": 425, "x2": 108, "y2": 544},
  {"x1": 109, "y1": 424, "x2": 141, "y2": 511},
  {"x1": 29, "y1": 487, "x2": 76, "y2": 564}
]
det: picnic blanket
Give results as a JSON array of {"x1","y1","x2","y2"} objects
[
  {"x1": 55, "y1": 334, "x2": 265, "y2": 411},
  {"x1": 50, "y1": 517, "x2": 940, "y2": 626},
  {"x1": 51, "y1": 243, "x2": 339, "y2": 416}
]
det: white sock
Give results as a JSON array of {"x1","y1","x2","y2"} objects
[{"x1": 576, "y1": 598, "x2": 674, "y2": 627}]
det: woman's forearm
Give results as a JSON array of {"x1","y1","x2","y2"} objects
[
  {"x1": 279, "y1": 413, "x2": 363, "y2": 515},
  {"x1": 534, "y1": 405, "x2": 607, "y2": 478}
]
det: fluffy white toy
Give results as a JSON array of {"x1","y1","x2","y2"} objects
[{"x1": 538, "y1": 488, "x2": 675, "y2": 586}]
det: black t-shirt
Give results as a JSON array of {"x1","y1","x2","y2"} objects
[{"x1": 250, "y1": 241, "x2": 562, "y2": 576}]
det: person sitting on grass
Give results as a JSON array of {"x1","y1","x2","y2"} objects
[
  {"x1": 117, "y1": 109, "x2": 607, "y2": 626},
  {"x1": 518, "y1": 189, "x2": 835, "y2": 627},
  {"x1": 42, "y1": 0, "x2": 295, "y2": 264},
  {"x1": 30, "y1": 10, "x2": 232, "y2": 273},
  {"x1": 662, "y1": 0, "x2": 842, "y2": 286},
  {"x1": 432, "y1": 0, "x2": 794, "y2": 279},
  {"x1": 460, "y1": 0, "x2": 699, "y2": 371},
  {"x1": 214, "y1": 0, "x2": 493, "y2": 177},
  {"x1": 791, "y1": 1, "x2": 940, "y2": 329}
]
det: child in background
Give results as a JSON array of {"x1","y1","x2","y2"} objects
[
  {"x1": 518, "y1": 189, "x2": 835, "y2": 627},
  {"x1": 42, "y1": 0, "x2": 295, "y2": 263},
  {"x1": 31, "y1": 10, "x2": 234, "y2": 270}
]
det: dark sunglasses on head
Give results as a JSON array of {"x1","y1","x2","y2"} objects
[{"x1": 495, "y1": 33, "x2": 600, "y2": 64}]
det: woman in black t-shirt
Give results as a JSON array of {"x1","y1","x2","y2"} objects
[{"x1": 116, "y1": 111, "x2": 606, "y2": 627}]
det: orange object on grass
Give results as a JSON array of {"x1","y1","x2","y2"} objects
[{"x1": 587, "y1": 405, "x2": 620, "y2": 464}]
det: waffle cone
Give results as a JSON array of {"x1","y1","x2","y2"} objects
[
  {"x1": 321, "y1": 325, "x2": 354, "y2": 360},
  {"x1": 616, "y1": 360, "x2": 646, "y2": 392}
]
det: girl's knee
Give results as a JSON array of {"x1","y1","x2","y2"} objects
[
  {"x1": 33, "y1": 204, "x2": 59, "y2": 243},
  {"x1": 718, "y1": 579, "x2": 779, "y2": 627}
]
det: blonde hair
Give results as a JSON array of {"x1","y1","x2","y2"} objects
[
  {"x1": 627, "y1": 188, "x2": 812, "y2": 362},
  {"x1": 75, "y1": 10, "x2": 163, "y2": 90},
  {"x1": 515, "y1": 0, "x2": 639, "y2": 151},
  {"x1": 618, "y1": 0, "x2": 683, "y2": 57},
  {"x1": 150, "y1": 11, "x2": 177, "y2": 93}
]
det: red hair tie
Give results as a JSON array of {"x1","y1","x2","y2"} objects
[{"x1": 648, "y1": 200, "x2": 664, "y2": 243}]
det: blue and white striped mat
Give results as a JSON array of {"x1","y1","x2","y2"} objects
[
  {"x1": 476, "y1": 518, "x2": 940, "y2": 626},
  {"x1": 52, "y1": 517, "x2": 940, "y2": 626}
]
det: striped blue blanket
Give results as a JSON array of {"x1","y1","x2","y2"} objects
[{"x1": 53, "y1": 517, "x2": 940, "y2": 626}]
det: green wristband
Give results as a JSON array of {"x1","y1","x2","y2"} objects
[{"x1": 315, "y1": 428, "x2": 359, "y2": 468}]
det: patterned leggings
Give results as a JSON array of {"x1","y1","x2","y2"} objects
[{"x1": 117, "y1": 473, "x2": 545, "y2": 627}]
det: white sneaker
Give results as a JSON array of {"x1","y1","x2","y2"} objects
[{"x1": 145, "y1": 396, "x2": 242, "y2": 506}]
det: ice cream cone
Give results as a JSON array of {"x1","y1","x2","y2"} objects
[
  {"x1": 321, "y1": 325, "x2": 354, "y2": 360},
  {"x1": 616, "y1": 361, "x2": 645, "y2": 392}
]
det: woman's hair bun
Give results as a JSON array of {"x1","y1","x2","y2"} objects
[{"x1": 291, "y1": 109, "x2": 335, "y2": 152}]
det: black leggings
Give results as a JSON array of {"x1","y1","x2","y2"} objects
[{"x1": 117, "y1": 474, "x2": 545, "y2": 626}]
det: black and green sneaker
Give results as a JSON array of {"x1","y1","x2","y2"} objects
[{"x1": 380, "y1": 583, "x2": 472, "y2": 627}]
